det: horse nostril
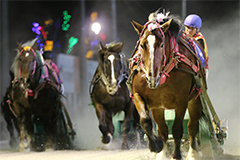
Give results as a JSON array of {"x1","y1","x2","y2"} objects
[{"x1": 145, "y1": 76, "x2": 148, "y2": 81}]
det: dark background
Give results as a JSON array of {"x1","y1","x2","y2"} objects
[{"x1": 3, "y1": 0, "x2": 239, "y2": 60}]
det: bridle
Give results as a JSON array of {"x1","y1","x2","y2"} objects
[
  {"x1": 132, "y1": 21, "x2": 167, "y2": 88},
  {"x1": 14, "y1": 46, "x2": 42, "y2": 98},
  {"x1": 101, "y1": 52, "x2": 128, "y2": 95},
  {"x1": 90, "y1": 52, "x2": 128, "y2": 96},
  {"x1": 129, "y1": 20, "x2": 202, "y2": 90},
  {"x1": 18, "y1": 46, "x2": 37, "y2": 81}
]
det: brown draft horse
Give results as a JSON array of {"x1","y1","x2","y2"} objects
[
  {"x1": 90, "y1": 42, "x2": 141, "y2": 149},
  {"x1": 127, "y1": 11, "x2": 206, "y2": 159},
  {"x1": 10, "y1": 39, "x2": 73, "y2": 151}
]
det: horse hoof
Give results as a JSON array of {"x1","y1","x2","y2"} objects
[
  {"x1": 171, "y1": 154, "x2": 182, "y2": 160},
  {"x1": 33, "y1": 135, "x2": 46, "y2": 152},
  {"x1": 121, "y1": 143, "x2": 129, "y2": 150},
  {"x1": 102, "y1": 133, "x2": 112, "y2": 144},
  {"x1": 148, "y1": 135, "x2": 163, "y2": 153},
  {"x1": 186, "y1": 147, "x2": 200, "y2": 160},
  {"x1": 35, "y1": 144, "x2": 45, "y2": 152},
  {"x1": 54, "y1": 141, "x2": 72, "y2": 150}
]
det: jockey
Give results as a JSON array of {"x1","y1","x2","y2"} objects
[
  {"x1": 42, "y1": 51, "x2": 64, "y2": 93},
  {"x1": 184, "y1": 14, "x2": 209, "y2": 79}
]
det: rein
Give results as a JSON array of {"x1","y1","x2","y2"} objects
[
  {"x1": 18, "y1": 47, "x2": 37, "y2": 77},
  {"x1": 132, "y1": 21, "x2": 166, "y2": 74}
]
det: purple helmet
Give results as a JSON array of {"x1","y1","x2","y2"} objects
[{"x1": 184, "y1": 14, "x2": 202, "y2": 29}]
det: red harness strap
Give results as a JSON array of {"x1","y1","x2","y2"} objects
[
  {"x1": 159, "y1": 52, "x2": 200, "y2": 85},
  {"x1": 189, "y1": 84, "x2": 203, "y2": 100}
]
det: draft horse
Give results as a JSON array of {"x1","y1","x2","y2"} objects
[
  {"x1": 90, "y1": 42, "x2": 140, "y2": 149},
  {"x1": 127, "y1": 11, "x2": 206, "y2": 159},
  {"x1": 10, "y1": 39, "x2": 73, "y2": 151}
]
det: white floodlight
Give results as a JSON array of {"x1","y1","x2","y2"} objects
[{"x1": 91, "y1": 22, "x2": 101, "y2": 35}]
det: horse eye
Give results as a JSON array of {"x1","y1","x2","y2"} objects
[
  {"x1": 115, "y1": 57, "x2": 120, "y2": 61},
  {"x1": 160, "y1": 44, "x2": 164, "y2": 48},
  {"x1": 140, "y1": 43, "x2": 146, "y2": 49}
]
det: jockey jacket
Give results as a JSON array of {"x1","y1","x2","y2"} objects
[
  {"x1": 194, "y1": 32, "x2": 209, "y2": 69},
  {"x1": 45, "y1": 61, "x2": 63, "y2": 83}
]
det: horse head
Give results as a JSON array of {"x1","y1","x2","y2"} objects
[
  {"x1": 14, "y1": 39, "x2": 42, "y2": 89},
  {"x1": 98, "y1": 41, "x2": 125, "y2": 95},
  {"x1": 131, "y1": 11, "x2": 182, "y2": 89}
]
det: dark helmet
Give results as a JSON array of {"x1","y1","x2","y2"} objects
[
  {"x1": 42, "y1": 51, "x2": 54, "y2": 60},
  {"x1": 184, "y1": 14, "x2": 202, "y2": 29}
]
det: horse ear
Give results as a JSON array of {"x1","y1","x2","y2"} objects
[
  {"x1": 114, "y1": 42, "x2": 124, "y2": 53},
  {"x1": 161, "y1": 19, "x2": 172, "y2": 33},
  {"x1": 17, "y1": 42, "x2": 23, "y2": 51},
  {"x1": 131, "y1": 20, "x2": 144, "y2": 35},
  {"x1": 99, "y1": 41, "x2": 105, "y2": 50},
  {"x1": 98, "y1": 41, "x2": 105, "y2": 61},
  {"x1": 119, "y1": 42, "x2": 124, "y2": 50},
  {"x1": 32, "y1": 39, "x2": 38, "y2": 50}
]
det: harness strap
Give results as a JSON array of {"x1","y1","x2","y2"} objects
[
  {"x1": 6, "y1": 99, "x2": 17, "y2": 118},
  {"x1": 100, "y1": 71, "x2": 109, "y2": 86},
  {"x1": 175, "y1": 53, "x2": 200, "y2": 73}
]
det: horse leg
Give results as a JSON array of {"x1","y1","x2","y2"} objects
[
  {"x1": 18, "y1": 117, "x2": 30, "y2": 152},
  {"x1": 13, "y1": 115, "x2": 20, "y2": 138},
  {"x1": 133, "y1": 107, "x2": 142, "y2": 148},
  {"x1": 95, "y1": 104, "x2": 112, "y2": 144},
  {"x1": 121, "y1": 103, "x2": 135, "y2": 150},
  {"x1": 151, "y1": 108, "x2": 169, "y2": 158},
  {"x1": 32, "y1": 115, "x2": 46, "y2": 151},
  {"x1": 52, "y1": 105, "x2": 72, "y2": 150},
  {"x1": 134, "y1": 93, "x2": 163, "y2": 153},
  {"x1": 186, "y1": 99, "x2": 202, "y2": 160},
  {"x1": 4, "y1": 113, "x2": 17, "y2": 148},
  {"x1": 172, "y1": 106, "x2": 187, "y2": 160},
  {"x1": 12, "y1": 102, "x2": 30, "y2": 152},
  {"x1": 104, "y1": 111, "x2": 114, "y2": 143},
  {"x1": 1, "y1": 99, "x2": 18, "y2": 148}
]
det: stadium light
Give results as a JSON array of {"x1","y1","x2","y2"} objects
[{"x1": 91, "y1": 22, "x2": 101, "y2": 35}]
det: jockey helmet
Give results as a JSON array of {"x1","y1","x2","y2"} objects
[
  {"x1": 184, "y1": 14, "x2": 202, "y2": 29},
  {"x1": 42, "y1": 51, "x2": 54, "y2": 60}
]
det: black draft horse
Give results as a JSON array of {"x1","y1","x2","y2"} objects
[
  {"x1": 10, "y1": 39, "x2": 73, "y2": 151},
  {"x1": 90, "y1": 42, "x2": 141, "y2": 149}
]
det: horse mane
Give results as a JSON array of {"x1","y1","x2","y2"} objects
[
  {"x1": 149, "y1": 9, "x2": 183, "y2": 40},
  {"x1": 167, "y1": 14, "x2": 183, "y2": 40},
  {"x1": 11, "y1": 38, "x2": 40, "y2": 79}
]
